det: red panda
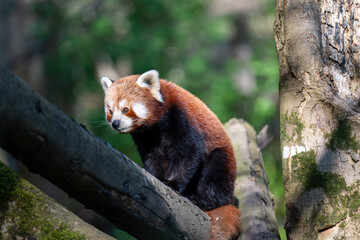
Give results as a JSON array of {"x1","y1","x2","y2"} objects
[{"x1": 100, "y1": 70, "x2": 241, "y2": 239}]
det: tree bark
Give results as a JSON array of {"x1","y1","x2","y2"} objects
[
  {"x1": 0, "y1": 67, "x2": 279, "y2": 239},
  {"x1": 275, "y1": 0, "x2": 360, "y2": 239},
  {"x1": 225, "y1": 119, "x2": 280, "y2": 240},
  {"x1": 0, "y1": 162, "x2": 116, "y2": 240}
]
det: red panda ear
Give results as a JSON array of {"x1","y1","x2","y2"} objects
[
  {"x1": 100, "y1": 77, "x2": 113, "y2": 92},
  {"x1": 136, "y1": 70, "x2": 164, "y2": 103}
]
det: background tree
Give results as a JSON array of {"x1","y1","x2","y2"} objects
[{"x1": 275, "y1": 0, "x2": 360, "y2": 239}]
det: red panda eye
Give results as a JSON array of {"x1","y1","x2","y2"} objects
[
  {"x1": 109, "y1": 109, "x2": 113, "y2": 115},
  {"x1": 122, "y1": 107, "x2": 129, "y2": 114}
]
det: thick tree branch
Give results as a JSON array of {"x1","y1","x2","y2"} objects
[{"x1": 0, "y1": 67, "x2": 211, "y2": 240}]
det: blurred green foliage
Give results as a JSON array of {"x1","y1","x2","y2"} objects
[{"x1": 26, "y1": 0, "x2": 283, "y2": 238}]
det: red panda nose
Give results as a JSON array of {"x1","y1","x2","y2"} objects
[{"x1": 112, "y1": 120, "x2": 120, "y2": 129}]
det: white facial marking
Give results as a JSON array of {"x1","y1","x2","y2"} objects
[
  {"x1": 110, "y1": 99, "x2": 133, "y2": 132},
  {"x1": 119, "y1": 99, "x2": 126, "y2": 109},
  {"x1": 119, "y1": 115, "x2": 133, "y2": 132},
  {"x1": 132, "y1": 102, "x2": 148, "y2": 119},
  {"x1": 112, "y1": 109, "x2": 122, "y2": 121},
  {"x1": 112, "y1": 109, "x2": 133, "y2": 132},
  {"x1": 105, "y1": 101, "x2": 114, "y2": 113}
]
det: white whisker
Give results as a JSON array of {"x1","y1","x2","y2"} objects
[{"x1": 93, "y1": 120, "x2": 109, "y2": 128}]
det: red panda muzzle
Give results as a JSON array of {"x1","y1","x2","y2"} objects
[{"x1": 111, "y1": 120, "x2": 120, "y2": 129}]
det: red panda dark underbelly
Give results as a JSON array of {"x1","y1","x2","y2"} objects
[{"x1": 131, "y1": 105, "x2": 235, "y2": 211}]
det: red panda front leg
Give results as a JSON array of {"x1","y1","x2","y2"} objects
[
  {"x1": 142, "y1": 153, "x2": 202, "y2": 195},
  {"x1": 162, "y1": 156, "x2": 202, "y2": 194}
]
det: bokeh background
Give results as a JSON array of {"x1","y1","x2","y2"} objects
[{"x1": 0, "y1": 0, "x2": 283, "y2": 239}]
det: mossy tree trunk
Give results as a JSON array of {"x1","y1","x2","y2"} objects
[
  {"x1": 0, "y1": 162, "x2": 116, "y2": 240},
  {"x1": 274, "y1": 0, "x2": 360, "y2": 239}
]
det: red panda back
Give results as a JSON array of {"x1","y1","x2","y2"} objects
[
  {"x1": 159, "y1": 80, "x2": 237, "y2": 178},
  {"x1": 160, "y1": 81, "x2": 232, "y2": 147}
]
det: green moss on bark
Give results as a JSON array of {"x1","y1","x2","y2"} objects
[
  {"x1": 0, "y1": 162, "x2": 86, "y2": 240},
  {"x1": 292, "y1": 150, "x2": 346, "y2": 196},
  {"x1": 291, "y1": 151, "x2": 360, "y2": 236},
  {"x1": 326, "y1": 119, "x2": 360, "y2": 151},
  {"x1": 0, "y1": 162, "x2": 20, "y2": 208},
  {"x1": 347, "y1": 190, "x2": 360, "y2": 217},
  {"x1": 40, "y1": 222, "x2": 87, "y2": 240},
  {"x1": 0, "y1": 161, "x2": 20, "y2": 230}
]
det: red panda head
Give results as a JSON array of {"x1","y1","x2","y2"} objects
[{"x1": 100, "y1": 70, "x2": 165, "y2": 133}]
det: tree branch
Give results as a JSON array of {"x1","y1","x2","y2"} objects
[
  {"x1": 0, "y1": 67, "x2": 211, "y2": 240},
  {"x1": 0, "y1": 67, "x2": 279, "y2": 239},
  {"x1": 225, "y1": 119, "x2": 280, "y2": 240}
]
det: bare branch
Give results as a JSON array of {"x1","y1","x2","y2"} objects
[{"x1": 256, "y1": 124, "x2": 274, "y2": 151}]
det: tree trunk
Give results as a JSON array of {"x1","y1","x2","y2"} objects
[
  {"x1": 0, "y1": 67, "x2": 279, "y2": 239},
  {"x1": 275, "y1": 0, "x2": 360, "y2": 239},
  {"x1": 0, "y1": 162, "x2": 115, "y2": 240},
  {"x1": 225, "y1": 119, "x2": 280, "y2": 240}
]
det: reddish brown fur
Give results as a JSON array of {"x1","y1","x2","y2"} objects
[
  {"x1": 106, "y1": 111, "x2": 112, "y2": 122},
  {"x1": 159, "y1": 80, "x2": 237, "y2": 182},
  {"x1": 123, "y1": 108, "x2": 140, "y2": 124},
  {"x1": 206, "y1": 205, "x2": 241, "y2": 240}
]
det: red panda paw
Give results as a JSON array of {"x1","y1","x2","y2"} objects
[{"x1": 206, "y1": 205, "x2": 241, "y2": 240}]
